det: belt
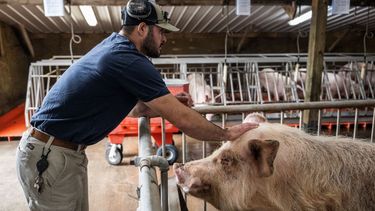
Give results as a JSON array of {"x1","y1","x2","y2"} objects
[{"x1": 29, "y1": 128, "x2": 86, "y2": 152}]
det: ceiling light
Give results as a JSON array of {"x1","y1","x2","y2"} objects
[
  {"x1": 288, "y1": 6, "x2": 332, "y2": 26},
  {"x1": 79, "y1": 5, "x2": 97, "y2": 26}
]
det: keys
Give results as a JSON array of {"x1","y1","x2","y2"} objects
[
  {"x1": 34, "y1": 175, "x2": 44, "y2": 193},
  {"x1": 34, "y1": 147, "x2": 51, "y2": 194}
]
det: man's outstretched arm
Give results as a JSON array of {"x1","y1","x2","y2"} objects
[
  {"x1": 145, "y1": 94, "x2": 258, "y2": 142},
  {"x1": 128, "y1": 91, "x2": 193, "y2": 118}
]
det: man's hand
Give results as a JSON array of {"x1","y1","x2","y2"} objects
[
  {"x1": 175, "y1": 92, "x2": 193, "y2": 107},
  {"x1": 225, "y1": 122, "x2": 259, "y2": 141}
]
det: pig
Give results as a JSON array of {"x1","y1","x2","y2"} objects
[
  {"x1": 187, "y1": 73, "x2": 214, "y2": 120},
  {"x1": 341, "y1": 62, "x2": 375, "y2": 97},
  {"x1": 187, "y1": 73, "x2": 212, "y2": 105},
  {"x1": 258, "y1": 68, "x2": 289, "y2": 101},
  {"x1": 174, "y1": 113, "x2": 375, "y2": 211},
  {"x1": 296, "y1": 69, "x2": 361, "y2": 100}
]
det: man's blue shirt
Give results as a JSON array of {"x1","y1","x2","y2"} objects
[{"x1": 31, "y1": 32, "x2": 170, "y2": 145}]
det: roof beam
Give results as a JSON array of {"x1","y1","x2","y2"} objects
[{"x1": 0, "y1": 0, "x2": 373, "y2": 6}]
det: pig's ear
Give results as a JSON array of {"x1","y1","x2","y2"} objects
[
  {"x1": 243, "y1": 113, "x2": 267, "y2": 124},
  {"x1": 247, "y1": 139, "x2": 279, "y2": 177}
]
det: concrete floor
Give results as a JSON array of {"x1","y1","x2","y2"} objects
[{"x1": 0, "y1": 135, "x2": 220, "y2": 211}]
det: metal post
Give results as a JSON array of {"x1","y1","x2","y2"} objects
[
  {"x1": 371, "y1": 108, "x2": 375, "y2": 143},
  {"x1": 353, "y1": 108, "x2": 359, "y2": 140},
  {"x1": 161, "y1": 118, "x2": 166, "y2": 157},
  {"x1": 202, "y1": 141, "x2": 207, "y2": 211},
  {"x1": 194, "y1": 100, "x2": 375, "y2": 114},
  {"x1": 180, "y1": 63, "x2": 187, "y2": 80},
  {"x1": 336, "y1": 110, "x2": 341, "y2": 138},
  {"x1": 138, "y1": 117, "x2": 161, "y2": 211},
  {"x1": 317, "y1": 109, "x2": 321, "y2": 136}
]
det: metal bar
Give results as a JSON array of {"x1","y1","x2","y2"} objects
[
  {"x1": 161, "y1": 118, "x2": 166, "y2": 158},
  {"x1": 138, "y1": 117, "x2": 161, "y2": 211},
  {"x1": 229, "y1": 72, "x2": 235, "y2": 102},
  {"x1": 317, "y1": 109, "x2": 321, "y2": 136},
  {"x1": 160, "y1": 118, "x2": 168, "y2": 211},
  {"x1": 237, "y1": 72, "x2": 244, "y2": 102},
  {"x1": 202, "y1": 134, "x2": 207, "y2": 211},
  {"x1": 353, "y1": 108, "x2": 359, "y2": 140},
  {"x1": 194, "y1": 100, "x2": 375, "y2": 114},
  {"x1": 336, "y1": 110, "x2": 341, "y2": 137},
  {"x1": 371, "y1": 108, "x2": 375, "y2": 143},
  {"x1": 161, "y1": 170, "x2": 168, "y2": 211}
]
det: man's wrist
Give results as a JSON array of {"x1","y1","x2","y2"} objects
[{"x1": 222, "y1": 128, "x2": 230, "y2": 141}]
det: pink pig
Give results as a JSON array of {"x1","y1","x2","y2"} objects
[{"x1": 174, "y1": 113, "x2": 375, "y2": 211}]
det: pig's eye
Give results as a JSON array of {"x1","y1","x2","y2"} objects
[
  {"x1": 220, "y1": 157, "x2": 232, "y2": 166},
  {"x1": 220, "y1": 154, "x2": 236, "y2": 167}
]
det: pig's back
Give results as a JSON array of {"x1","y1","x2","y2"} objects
[{"x1": 241, "y1": 122, "x2": 375, "y2": 211}]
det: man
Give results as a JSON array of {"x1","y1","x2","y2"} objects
[{"x1": 16, "y1": 1, "x2": 258, "y2": 210}]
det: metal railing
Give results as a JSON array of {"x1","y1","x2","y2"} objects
[
  {"x1": 133, "y1": 117, "x2": 170, "y2": 211},
  {"x1": 24, "y1": 53, "x2": 375, "y2": 127},
  {"x1": 194, "y1": 99, "x2": 375, "y2": 141}
]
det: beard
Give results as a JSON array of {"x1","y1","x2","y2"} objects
[{"x1": 141, "y1": 26, "x2": 161, "y2": 58}]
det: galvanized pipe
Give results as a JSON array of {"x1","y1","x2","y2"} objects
[
  {"x1": 353, "y1": 108, "x2": 359, "y2": 140},
  {"x1": 336, "y1": 110, "x2": 341, "y2": 137},
  {"x1": 371, "y1": 108, "x2": 375, "y2": 143},
  {"x1": 134, "y1": 155, "x2": 170, "y2": 211},
  {"x1": 137, "y1": 117, "x2": 171, "y2": 211},
  {"x1": 202, "y1": 141, "x2": 207, "y2": 211},
  {"x1": 193, "y1": 100, "x2": 375, "y2": 114},
  {"x1": 317, "y1": 110, "x2": 321, "y2": 136},
  {"x1": 138, "y1": 117, "x2": 153, "y2": 157},
  {"x1": 161, "y1": 118, "x2": 166, "y2": 157}
]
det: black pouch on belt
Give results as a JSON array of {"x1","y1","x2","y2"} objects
[{"x1": 34, "y1": 147, "x2": 51, "y2": 194}]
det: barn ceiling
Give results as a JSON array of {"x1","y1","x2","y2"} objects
[{"x1": 0, "y1": 2, "x2": 373, "y2": 34}]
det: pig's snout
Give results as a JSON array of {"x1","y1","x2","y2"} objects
[
  {"x1": 173, "y1": 163, "x2": 186, "y2": 184},
  {"x1": 173, "y1": 163, "x2": 184, "y2": 170}
]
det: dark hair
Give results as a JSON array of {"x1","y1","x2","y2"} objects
[
  {"x1": 121, "y1": 24, "x2": 153, "y2": 35},
  {"x1": 121, "y1": 25, "x2": 137, "y2": 34}
]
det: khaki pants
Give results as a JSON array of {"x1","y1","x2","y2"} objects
[{"x1": 16, "y1": 130, "x2": 89, "y2": 211}]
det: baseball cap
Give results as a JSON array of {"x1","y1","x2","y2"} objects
[{"x1": 122, "y1": 0, "x2": 179, "y2": 32}]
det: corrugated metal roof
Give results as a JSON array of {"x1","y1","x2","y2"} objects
[{"x1": 0, "y1": 4, "x2": 373, "y2": 34}]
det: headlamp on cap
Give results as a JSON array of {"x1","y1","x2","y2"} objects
[
  {"x1": 126, "y1": 0, "x2": 152, "y2": 20},
  {"x1": 121, "y1": 0, "x2": 155, "y2": 26},
  {"x1": 121, "y1": 0, "x2": 180, "y2": 32}
]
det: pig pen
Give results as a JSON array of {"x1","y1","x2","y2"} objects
[
  {"x1": 24, "y1": 54, "x2": 375, "y2": 211},
  {"x1": 153, "y1": 53, "x2": 375, "y2": 128},
  {"x1": 25, "y1": 54, "x2": 375, "y2": 131}
]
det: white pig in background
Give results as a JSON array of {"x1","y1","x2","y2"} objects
[
  {"x1": 187, "y1": 73, "x2": 213, "y2": 120},
  {"x1": 258, "y1": 68, "x2": 288, "y2": 101},
  {"x1": 296, "y1": 69, "x2": 361, "y2": 100},
  {"x1": 174, "y1": 113, "x2": 375, "y2": 211},
  {"x1": 341, "y1": 62, "x2": 375, "y2": 97}
]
